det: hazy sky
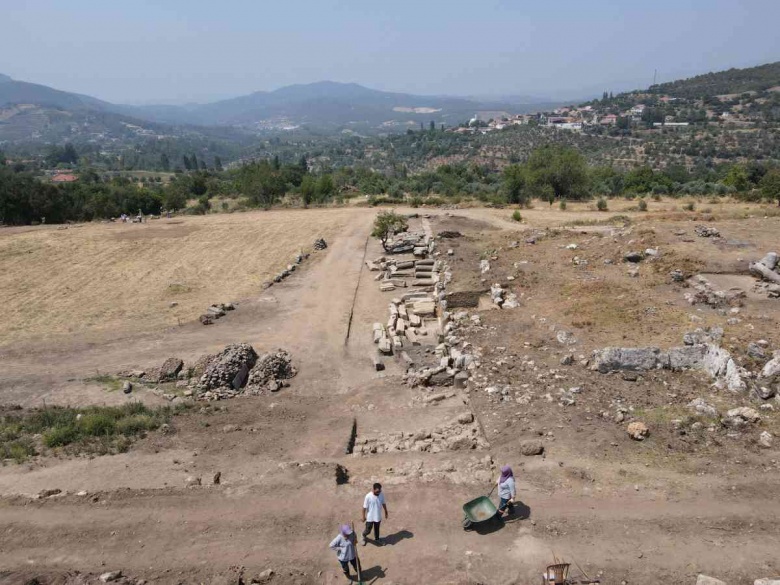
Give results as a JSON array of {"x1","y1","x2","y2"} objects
[{"x1": 1, "y1": 0, "x2": 779, "y2": 104}]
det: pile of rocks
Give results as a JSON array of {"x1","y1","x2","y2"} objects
[
  {"x1": 262, "y1": 252, "x2": 311, "y2": 290},
  {"x1": 192, "y1": 344, "x2": 299, "y2": 400},
  {"x1": 383, "y1": 231, "x2": 432, "y2": 255},
  {"x1": 198, "y1": 343, "x2": 258, "y2": 391},
  {"x1": 592, "y1": 327, "x2": 778, "y2": 396},
  {"x1": 684, "y1": 275, "x2": 745, "y2": 309},
  {"x1": 750, "y1": 252, "x2": 780, "y2": 298},
  {"x1": 695, "y1": 225, "x2": 721, "y2": 238},
  {"x1": 246, "y1": 349, "x2": 297, "y2": 393},
  {"x1": 489, "y1": 283, "x2": 519, "y2": 308},
  {"x1": 374, "y1": 292, "x2": 435, "y2": 355},
  {"x1": 383, "y1": 455, "x2": 494, "y2": 485},
  {"x1": 313, "y1": 238, "x2": 327, "y2": 250},
  {"x1": 200, "y1": 302, "x2": 236, "y2": 325},
  {"x1": 353, "y1": 412, "x2": 488, "y2": 455}
]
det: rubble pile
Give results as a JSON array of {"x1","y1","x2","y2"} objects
[
  {"x1": 373, "y1": 292, "x2": 436, "y2": 355},
  {"x1": 592, "y1": 327, "x2": 778, "y2": 396},
  {"x1": 262, "y1": 252, "x2": 311, "y2": 290},
  {"x1": 353, "y1": 413, "x2": 489, "y2": 455},
  {"x1": 749, "y1": 251, "x2": 780, "y2": 298},
  {"x1": 200, "y1": 302, "x2": 236, "y2": 325},
  {"x1": 198, "y1": 343, "x2": 258, "y2": 392},
  {"x1": 489, "y1": 283, "x2": 519, "y2": 308},
  {"x1": 246, "y1": 349, "x2": 298, "y2": 393},
  {"x1": 694, "y1": 225, "x2": 721, "y2": 238},
  {"x1": 684, "y1": 275, "x2": 745, "y2": 309},
  {"x1": 382, "y1": 230, "x2": 432, "y2": 255}
]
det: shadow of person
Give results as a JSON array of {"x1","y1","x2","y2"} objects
[
  {"x1": 381, "y1": 530, "x2": 414, "y2": 545},
  {"x1": 472, "y1": 513, "x2": 505, "y2": 535},
  {"x1": 360, "y1": 565, "x2": 386, "y2": 583},
  {"x1": 506, "y1": 500, "x2": 531, "y2": 520}
]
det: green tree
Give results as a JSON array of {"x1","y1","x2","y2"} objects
[
  {"x1": 214, "y1": 156, "x2": 223, "y2": 172},
  {"x1": 526, "y1": 145, "x2": 589, "y2": 200},
  {"x1": 759, "y1": 169, "x2": 780, "y2": 206},
  {"x1": 429, "y1": 120, "x2": 435, "y2": 132},
  {"x1": 300, "y1": 175, "x2": 316, "y2": 207},
  {"x1": 503, "y1": 165, "x2": 528, "y2": 205},
  {"x1": 316, "y1": 174, "x2": 335, "y2": 201},
  {"x1": 371, "y1": 211, "x2": 408, "y2": 251},
  {"x1": 723, "y1": 164, "x2": 750, "y2": 192},
  {"x1": 182, "y1": 155, "x2": 192, "y2": 171},
  {"x1": 160, "y1": 153, "x2": 170, "y2": 172}
]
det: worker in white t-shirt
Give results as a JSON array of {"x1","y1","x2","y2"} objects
[{"x1": 361, "y1": 482, "x2": 388, "y2": 545}]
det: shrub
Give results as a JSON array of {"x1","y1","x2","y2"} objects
[
  {"x1": 684, "y1": 202, "x2": 695, "y2": 211},
  {"x1": 597, "y1": 198, "x2": 608, "y2": 211},
  {"x1": 559, "y1": 200, "x2": 567, "y2": 211},
  {"x1": 652, "y1": 193, "x2": 662, "y2": 202},
  {"x1": 43, "y1": 425, "x2": 80, "y2": 448},
  {"x1": 511, "y1": 210, "x2": 523, "y2": 222},
  {"x1": 78, "y1": 413, "x2": 116, "y2": 437},
  {"x1": 638, "y1": 199, "x2": 648, "y2": 212}
]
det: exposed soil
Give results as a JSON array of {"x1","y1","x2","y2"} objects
[{"x1": 1, "y1": 203, "x2": 779, "y2": 585}]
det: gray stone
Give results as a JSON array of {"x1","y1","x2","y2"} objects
[
  {"x1": 624, "y1": 251, "x2": 643, "y2": 263},
  {"x1": 758, "y1": 431, "x2": 773, "y2": 449},
  {"x1": 754, "y1": 579, "x2": 780, "y2": 585},
  {"x1": 726, "y1": 407, "x2": 761, "y2": 423},
  {"x1": 99, "y1": 571, "x2": 123, "y2": 583},
  {"x1": 748, "y1": 342, "x2": 767, "y2": 359},
  {"x1": 668, "y1": 345, "x2": 708, "y2": 370},
  {"x1": 122, "y1": 381, "x2": 132, "y2": 394},
  {"x1": 456, "y1": 412, "x2": 475, "y2": 424},
  {"x1": 593, "y1": 347, "x2": 668, "y2": 373},
  {"x1": 688, "y1": 398, "x2": 719, "y2": 418},
  {"x1": 762, "y1": 355, "x2": 780, "y2": 379}
]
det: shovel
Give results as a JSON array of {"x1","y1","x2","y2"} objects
[{"x1": 351, "y1": 521, "x2": 365, "y2": 585}]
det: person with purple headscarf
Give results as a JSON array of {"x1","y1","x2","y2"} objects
[
  {"x1": 329, "y1": 524, "x2": 358, "y2": 580},
  {"x1": 497, "y1": 465, "x2": 516, "y2": 516}
]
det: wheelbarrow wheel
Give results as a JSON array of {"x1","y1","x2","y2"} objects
[{"x1": 462, "y1": 517, "x2": 473, "y2": 530}]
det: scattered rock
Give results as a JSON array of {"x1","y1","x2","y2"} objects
[
  {"x1": 159, "y1": 357, "x2": 184, "y2": 381},
  {"x1": 213, "y1": 471, "x2": 222, "y2": 485},
  {"x1": 695, "y1": 225, "x2": 721, "y2": 238},
  {"x1": 624, "y1": 251, "x2": 643, "y2": 263},
  {"x1": 758, "y1": 431, "x2": 773, "y2": 449},
  {"x1": 38, "y1": 488, "x2": 62, "y2": 498},
  {"x1": 627, "y1": 422, "x2": 649, "y2": 441},
  {"x1": 688, "y1": 398, "x2": 719, "y2": 418},
  {"x1": 520, "y1": 440, "x2": 544, "y2": 456},
  {"x1": 122, "y1": 381, "x2": 132, "y2": 394},
  {"x1": 313, "y1": 238, "x2": 327, "y2": 250},
  {"x1": 251, "y1": 569, "x2": 275, "y2": 583},
  {"x1": 99, "y1": 571, "x2": 123, "y2": 583},
  {"x1": 185, "y1": 476, "x2": 201, "y2": 487}
]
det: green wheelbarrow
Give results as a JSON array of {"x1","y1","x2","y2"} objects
[{"x1": 462, "y1": 485, "x2": 498, "y2": 530}]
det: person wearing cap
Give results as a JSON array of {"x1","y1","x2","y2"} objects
[
  {"x1": 497, "y1": 465, "x2": 516, "y2": 516},
  {"x1": 329, "y1": 524, "x2": 358, "y2": 581}
]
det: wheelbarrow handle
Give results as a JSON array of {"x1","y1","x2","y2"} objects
[{"x1": 486, "y1": 483, "x2": 497, "y2": 498}]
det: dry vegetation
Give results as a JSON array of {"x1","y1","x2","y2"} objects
[{"x1": 0, "y1": 208, "x2": 362, "y2": 346}]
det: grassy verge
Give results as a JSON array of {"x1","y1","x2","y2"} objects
[{"x1": 0, "y1": 402, "x2": 188, "y2": 463}]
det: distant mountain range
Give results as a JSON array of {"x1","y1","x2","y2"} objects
[
  {"x1": 0, "y1": 75, "x2": 548, "y2": 142},
  {"x1": 2, "y1": 60, "x2": 779, "y2": 145}
]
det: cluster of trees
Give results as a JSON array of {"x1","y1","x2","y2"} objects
[
  {"x1": 0, "y1": 167, "x2": 163, "y2": 225},
  {"x1": 3, "y1": 142, "x2": 780, "y2": 226}
]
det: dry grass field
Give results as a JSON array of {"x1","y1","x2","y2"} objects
[{"x1": 0, "y1": 208, "x2": 366, "y2": 346}]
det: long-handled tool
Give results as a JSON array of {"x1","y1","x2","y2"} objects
[{"x1": 351, "y1": 521, "x2": 365, "y2": 585}]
